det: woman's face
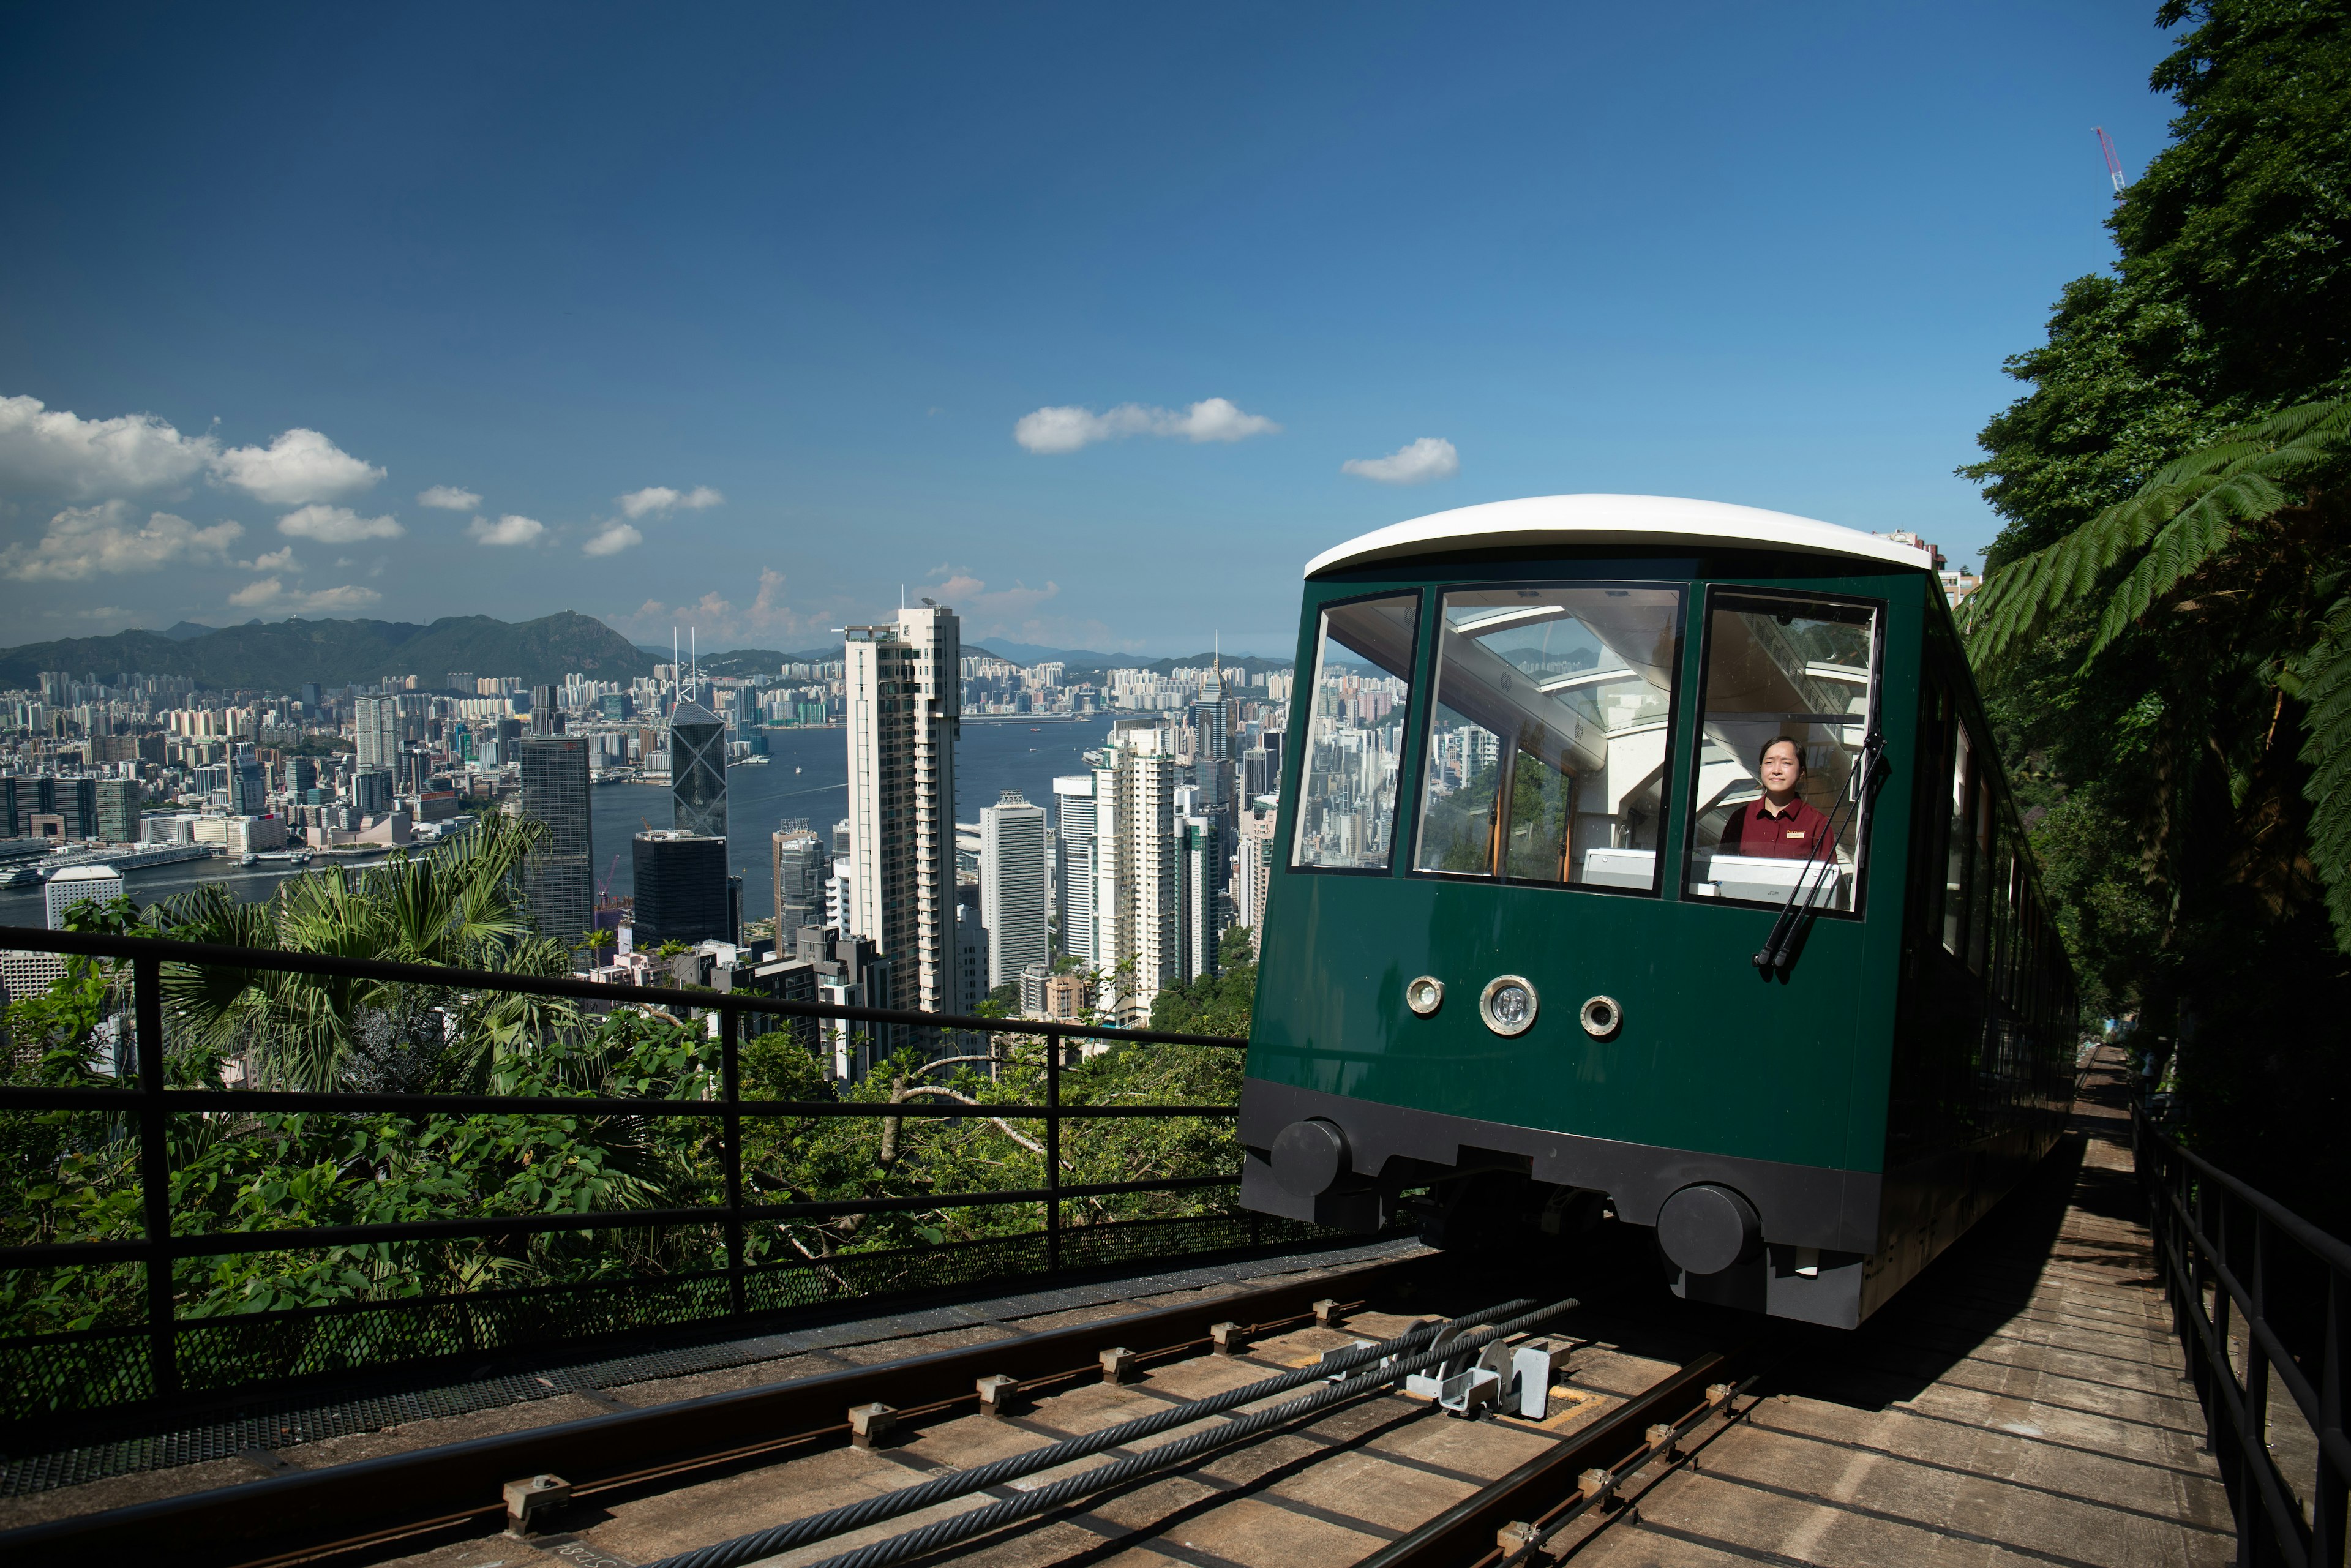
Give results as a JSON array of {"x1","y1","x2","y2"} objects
[{"x1": 1759, "y1": 741, "x2": 1803, "y2": 798}]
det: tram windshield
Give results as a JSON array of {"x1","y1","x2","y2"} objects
[
  {"x1": 1412, "y1": 583, "x2": 1683, "y2": 890},
  {"x1": 1291, "y1": 593, "x2": 1420, "y2": 871},
  {"x1": 1684, "y1": 592, "x2": 1880, "y2": 912}
]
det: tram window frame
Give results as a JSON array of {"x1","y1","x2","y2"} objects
[
  {"x1": 1680, "y1": 586, "x2": 1886, "y2": 918},
  {"x1": 1404, "y1": 579, "x2": 1688, "y2": 897},
  {"x1": 1287, "y1": 588, "x2": 1425, "y2": 876}
]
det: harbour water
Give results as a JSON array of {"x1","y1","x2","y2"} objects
[{"x1": 0, "y1": 719, "x2": 1114, "y2": 932}]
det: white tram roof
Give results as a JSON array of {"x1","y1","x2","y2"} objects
[{"x1": 1304, "y1": 494, "x2": 1933, "y2": 579}]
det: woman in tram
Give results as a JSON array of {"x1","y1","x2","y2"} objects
[{"x1": 1720, "y1": 737, "x2": 1832, "y2": 859}]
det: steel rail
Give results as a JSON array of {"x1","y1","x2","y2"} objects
[
  {"x1": 1483, "y1": 1371, "x2": 1761, "y2": 1567},
  {"x1": 1354, "y1": 1344, "x2": 1752, "y2": 1568},
  {"x1": 643, "y1": 1297, "x2": 1548, "y2": 1568},
  {"x1": 0, "y1": 1255, "x2": 1415, "y2": 1566},
  {"x1": 779, "y1": 1297, "x2": 1584, "y2": 1568}
]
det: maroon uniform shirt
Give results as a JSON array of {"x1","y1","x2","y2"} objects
[{"x1": 1723, "y1": 795, "x2": 1832, "y2": 860}]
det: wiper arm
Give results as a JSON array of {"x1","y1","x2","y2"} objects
[{"x1": 1752, "y1": 730, "x2": 1886, "y2": 976}]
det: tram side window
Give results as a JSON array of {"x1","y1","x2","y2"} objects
[
  {"x1": 1411, "y1": 584, "x2": 1683, "y2": 890},
  {"x1": 1943, "y1": 724, "x2": 1974, "y2": 956},
  {"x1": 1291, "y1": 593, "x2": 1421, "y2": 872},
  {"x1": 1684, "y1": 593, "x2": 1880, "y2": 912},
  {"x1": 1968, "y1": 789, "x2": 1995, "y2": 973}
]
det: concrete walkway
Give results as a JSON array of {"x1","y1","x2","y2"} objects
[{"x1": 1577, "y1": 1047, "x2": 2235, "y2": 1567}]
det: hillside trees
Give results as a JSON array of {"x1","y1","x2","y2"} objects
[{"x1": 1963, "y1": 0, "x2": 2351, "y2": 1195}]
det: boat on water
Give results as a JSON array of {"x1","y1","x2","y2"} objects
[{"x1": 238, "y1": 853, "x2": 259, "y2": 867}]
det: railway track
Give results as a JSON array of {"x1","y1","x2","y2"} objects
[{"x1": 0, "y1": 1252, "x2": 1757, "y2": 1568}]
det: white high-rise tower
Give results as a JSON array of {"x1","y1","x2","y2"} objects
[
  {"x1": 980, "y1": 790, "x2": 1049, "y2": 988},
  {"x1": 844, "y1": 604, "x2": 961, "y2": 1016}
]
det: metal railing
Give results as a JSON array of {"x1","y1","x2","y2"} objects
[
  {"x1": 0, "y1": 924, "x2": 1250, "y2": 1411},
  {"x1": 2135, "y1": 1106, "x2": 2350, "y2": 1567}
]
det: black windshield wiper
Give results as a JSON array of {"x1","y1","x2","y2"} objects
[{"x1": 1752, "y1": 730, "x2": 1886, "y2": 976}]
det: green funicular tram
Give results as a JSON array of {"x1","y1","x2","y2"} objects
[{"x1": 1240, "y1": 495, "x2": 2079, "y2": 1327}]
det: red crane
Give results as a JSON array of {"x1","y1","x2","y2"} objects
[{"x1": 2096, "y1": 127, "x2": 2126, "y2": 197}]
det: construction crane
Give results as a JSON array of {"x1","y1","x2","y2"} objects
[{"x1": 2096, "y1": 127, "x2": 2127, "y2": 197}]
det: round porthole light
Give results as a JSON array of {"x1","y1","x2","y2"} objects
[
  {"x1": 1479, "y1": 975, "x2": 1539, "y2": 1037},
  {"x1": 1580, "y1": 994, "x2": 1622, "y2": 1039},
  {"x1": 1405, "y1": 976, "x2": 1445, "y2": 1017}
]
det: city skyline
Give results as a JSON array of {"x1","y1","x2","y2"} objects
[{"x1": 0, "y1": 6, "x2": 2182, "y2": 653}]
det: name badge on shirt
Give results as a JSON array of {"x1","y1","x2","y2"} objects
[{"x1": 1787, "y1": 831, "x2": 1806, "y2": 838}]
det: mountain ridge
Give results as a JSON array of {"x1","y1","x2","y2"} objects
[{"x1": 0, "y1": 611, "x2": 660, "y2": 692}]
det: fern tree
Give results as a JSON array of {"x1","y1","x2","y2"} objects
[
  {"x1": 1965, "y1": 400, "x2": 2351, "y2": 1206},
  {"x1": 1968, "y1": 400, "x2": 2351, "y2": 936}
]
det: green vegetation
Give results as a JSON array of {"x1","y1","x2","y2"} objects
[
  {"x1": 1963, "y1": 0, "x2": 2351, "y2": 1202},
  {"x1": 1149, "y1": 928, "x2": 1259, "y2": 1037},
  {"x1": 1, "y1": 830, "x2": 1248, "y2": 1344}
]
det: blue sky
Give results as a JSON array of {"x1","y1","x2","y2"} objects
[{"x1": 1, "y1": 3, "x2": 2182, "y2": 657}]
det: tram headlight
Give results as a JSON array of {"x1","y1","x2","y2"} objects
[
  {"x1": 1404, "y1": 976, "x2": 1445, "y2": 1016},
  {"x1": 1479, "y1": 975, "x2": 1538, "y2": 1037}
]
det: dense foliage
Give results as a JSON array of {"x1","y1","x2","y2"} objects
[
  {"x1": 1, "y1": 832, "x2": 1250, "y2": 1339},
  {"x1": 1963, "y1": 0, "x2": 2351, "y2": 1204}
]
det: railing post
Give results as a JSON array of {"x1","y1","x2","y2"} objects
[
  {"x1": 2318, "y1": 1268, "x2": 2347, "y2": 1568},
  {"x1": 720, "y1": 1002, "x2": 744, "y2": 1318},
  {"x1": 133, "y1": 954, "x2": 179, "y2": 1400},
  {"x1": 1044, "y1": 1027, "x2": 1062, "y2": 1274}
]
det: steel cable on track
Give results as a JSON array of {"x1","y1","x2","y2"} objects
[{"x1": 646, "y1": 1296, "x2": 1577, "y2": 1568}]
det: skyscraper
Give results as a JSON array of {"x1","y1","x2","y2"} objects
[
  {"x1": 1176, "y1": 813, "x2": 1222, "y2": 981},
  {"x1": 845, "y1": 604, "x2": 960, "y2": 1014},
  {"x1": 519, "y1": 737, "x2": 594, "y2": 950},
  {"x1": 772, "y1": 819, "x2": 825, "y2": 939},
  {"x1": 980, "y1": 790, "x2": 1049, "y2": 989},
  {"x1": 530, "y1": 683, "x2": 564, "y2": 735},
  {"x1": 1089, "y1": 721, "x2": 1180, "y2": 1022},
  {"x1": 1051, "y1": 774, "x2": 1097, "y2": 967},
  {"x1": 632, "y1": 830, "x2": 729, "y2": 947},
  {"x1": 228, "y1": 751, "x2": 266, "y2": 815},
  {"x1": 669, "y1": 698, "x2": 727, "y2": 839},
  {"x1": 1234, "y1": 798, "x2": 1280, "y2": 955},
  {"x1": 94, "y1": 778, "x2": 140, "y2": 844},
  {"x1": 353, "y1": 696, "x2": 398, "y2": 773}
]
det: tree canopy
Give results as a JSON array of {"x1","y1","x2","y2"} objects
[{"x1": 1963, "y1": 0, "x2": 2351, "y2": 1206}]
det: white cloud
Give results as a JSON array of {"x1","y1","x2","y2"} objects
[
  {"x1": 212, "y1": 428, "x2": 384, "y2": 505},
  {"x1": 0, "y1": 501, "x2": 244, "y2": 580},
  {"x1": 613, "y1": 568, "x2": 831, "y2": 644},
  {"x1": 249, "y1": 546, "x2": 298, "y2": 571},
  {"x1": 417, "y1": 484, "x2": 481, "y2": 511},
  {"x1": 228, "y1": 577, "x2": 382, "y2": 613},
  {"x1": 617, "y1": 484, "x2": 724, "y2": 519},
  {"x1": 931, "y1": 572, "x2": 1061, "y2": 617},
  {"x1": 1013, "y1": 397, "x2": 1280, "y2": 454},
  {"x1": 583, "y1": 521, "x2": 643, "y2": 556},
  {"x1": 1342, "y1": 437, "x2": 1460, "y2": 486},
  {"x1": 467, "y1": 513, "x2": 546, "y2": 546},
  {"x1": 277, "y1": 503, "x2": 404, "y2": 542},
  {"x1": 0, "y1": 395, "x2": 218, "y2": 499}
]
